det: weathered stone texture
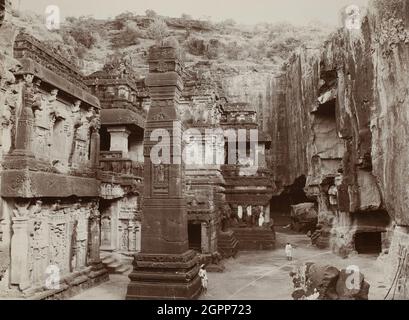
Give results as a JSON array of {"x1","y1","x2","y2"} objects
[
  {"x1": 0, "y1": 7, "x2": 107, "y2": 298},
  {"x1": 291, "y1": 263, "x2": 370, "y2": 300},
  {"x1": 126, "y1": 46, "x2": 201, "y2": 300},
  {"x1": 268, "y1": 0, "x2": 409, "y2": 295}
]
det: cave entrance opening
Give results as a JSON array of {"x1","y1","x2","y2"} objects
[
  {"x1": 188, "y1": 223, "x2": 201, "y2": 251},
  {"x1": 270, "y1": 175, "x2": 310, "y2": 226},
  {"x1": 354, "y1": 232, "x2": 382, "y2": 254}
]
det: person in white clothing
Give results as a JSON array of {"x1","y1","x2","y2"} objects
[
  {"x1": 285, "y1": 243, "x2": 293, "y2": 261},
  {"x1": 198, "y1": 264, "x2": 208, "y2": 294}
]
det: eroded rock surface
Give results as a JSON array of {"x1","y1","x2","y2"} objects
[
  {"x1": 290, "y1": 263, "x2": 370, "y2": 300},
  {"x1": 267, "y1": 0, "x2": 407, "y2": 261}
]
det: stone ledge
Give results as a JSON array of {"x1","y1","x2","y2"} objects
[
  {"x1": 15, "y1": 58, "x2": 100, "y2": 109},
  {"x1": 101, "y1": 108, "x2": 145, "y2": 129},
  {"x1": 134, "y1": 250, "x2": 198, "y2": 263},
  {"x1": 0, "y1": 268, "x2": 109, "y2": 300},
  {"x1": 1, "y1": 170, "x2": 100, "y2": 198},
  {"x1": 126, "y1": 250, "x2": 201, "y2": 300}
]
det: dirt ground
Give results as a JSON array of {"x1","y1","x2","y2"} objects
[{"x1": 72, "y1": 230, "x2": 389, "y2": 300}]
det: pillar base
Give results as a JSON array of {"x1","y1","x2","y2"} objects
[{"x1": 126, "y1": 250, "x2": 202, "y2": 300}]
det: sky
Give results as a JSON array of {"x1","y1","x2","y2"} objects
[{"x1": 16, "y1": 0, "x2": 370, "y2": 26}]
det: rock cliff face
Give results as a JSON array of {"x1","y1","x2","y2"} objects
[{"x1": 267, "y1": 0, "x2": 409, "y2": 293}]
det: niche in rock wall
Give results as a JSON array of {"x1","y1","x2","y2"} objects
[
  {"x1": 51, "y1": 117, "x2": 71, "y2": 172},
  {"x1": 355, "y1": 232, "x2": 382, "y2": 254},
  {"x1": 351, "y1": 210, "x2": 390, "y2": 254},
  {"x1": 188, "y1": 222, "x2": 201, "y2": 251}
]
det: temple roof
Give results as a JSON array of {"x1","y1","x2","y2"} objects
[
  {"x1": 14, "y1": 32, "x2": 85, "y2": 87},
  {"x1": 13, "y1": 32, "x2": 100, "y2": 109}
]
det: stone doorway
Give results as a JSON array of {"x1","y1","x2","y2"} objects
[
  {"x1": 188, "y1": 223, "x2": 201, "y2": 251},
  {"x1": 354, "y1": 232, "x2": 382, "y2": 254}
]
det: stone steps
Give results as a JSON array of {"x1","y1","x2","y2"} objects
[
  {"x1": 100, "y1": 253, "x2": 133, "y2": 275},
  {"x1": 218, "y1": 230, "x2": 239, "y2": 258},
  {"x1": 232, "y1": 227, "x2": 276, "y2": 251}
]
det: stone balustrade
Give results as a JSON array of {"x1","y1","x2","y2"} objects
[{"x1": 99, "y1": 151, "x2": 143, "y2": 177}]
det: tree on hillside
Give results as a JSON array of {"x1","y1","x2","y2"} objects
[
  {"x1": 181, "y1": 13, "x2": 192, "y2": 20},
  {"x1": 145, "y1": 9, "x2": 157, "y2": 18},
  {"x1": 113, "y1": 21, "x2": 143, "y2": 47},
  {"x1": 147, "y1": 17, "x2": 169, "y2": 45}
]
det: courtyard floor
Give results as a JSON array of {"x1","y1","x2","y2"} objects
[{"x1": 71, "y1": 230, "x2": 390, "y2": 300}]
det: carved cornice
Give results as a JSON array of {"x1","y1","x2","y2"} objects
[
  {"x1": 14, "y1": 33, "x2": 88, "y2": 88},
  {"x1": 85, "y1": 72, "x2": 139, "y2": 93},
  {"x1": 13, "y1": 58, "x2": 100, "y2": 109}
]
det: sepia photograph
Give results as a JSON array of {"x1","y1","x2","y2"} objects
[{"x1": 0, "y1": 0, "x2": 408, "y2": 312}]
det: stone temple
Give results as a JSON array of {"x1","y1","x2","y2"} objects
[{"x1": 0, "y1": 0, "x2": 409, "y2": 300}]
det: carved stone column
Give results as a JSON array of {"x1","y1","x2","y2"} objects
[
  {"x1": 12, "y1": 75, "x2": 36, "y2": 157},
  {"x1": 108, "y1": 126, "x2": 130, "y2": 157},
  {"x1": 126, "y1": 46, "x2": 201, "y2": 300},
  {"x1": 89, "y1": 116, "x2": 101, "y2": 169}
]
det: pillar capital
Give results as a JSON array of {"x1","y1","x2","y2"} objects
[
  {"x1": 147, "y1": 46, "x2": 184, "y2": 74},
  {"x1": 106, "y1": 126, "x2": 131, "y2": 136},
  {"x1": 145, "y1": 46, "x2": 185, "y2": 98}
]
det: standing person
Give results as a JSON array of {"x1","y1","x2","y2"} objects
[
  {"x1": 199, "y1": 264, "x2": 208, "y2": 294},
  {"x1": 285, "y1": 243, "x2": 293, "y2": 261}
]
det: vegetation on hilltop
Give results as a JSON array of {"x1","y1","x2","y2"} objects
[{"x1": 10, "y1": 8, "x2": 334, "y2": 75}]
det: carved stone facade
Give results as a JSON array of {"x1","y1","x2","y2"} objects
[
  {"x1": 99, "y1": 186, "x2": 142, "y2": 254},
  {"x1": 220, "y1": 102, "x2": 275, "y2": 250},
  {"x1": 86, "y1": 68, "x2": 144, "y2": 260},
  {"x1": 0, "y1": 13, "x2": 107, "y2": 298}
]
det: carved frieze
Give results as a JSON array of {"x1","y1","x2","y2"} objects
[{"x1": 14, "y1": 33, "x2": 89, "y2": 91}]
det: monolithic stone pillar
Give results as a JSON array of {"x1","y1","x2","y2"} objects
[
  {"x1": 108, "y1": 126, "x2": 130, "y2": 157},
  {"x1": 126, "y1": 46, "x2": 201, "y2": 300}
]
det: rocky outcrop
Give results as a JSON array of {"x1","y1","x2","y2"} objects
[
  {"x1": 290, "y1": 263, "x2": 370, "y2": 300},
  {"x1": 290, "y1": 203, "x2": 318, "y2": 233},
  {"x1": 270, "y1": 0, "x2": 409, "y2": 298}
]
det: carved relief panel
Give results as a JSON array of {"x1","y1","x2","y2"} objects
[
  {"x1": 152, "y1": 163, "x2": 169, "y2": 195},
  {"x1": 9, "y1": 199, "x2": 99, "y2": 290}
]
